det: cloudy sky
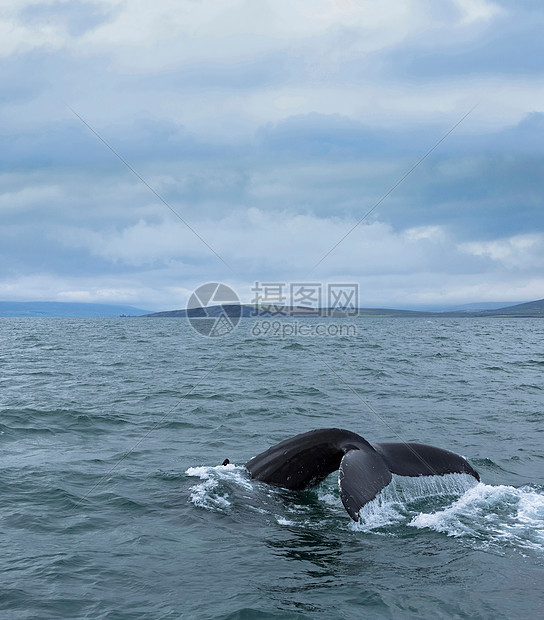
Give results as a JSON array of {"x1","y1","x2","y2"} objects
[{"x1": 1, "y1": 0, "x2": 543, "y2": 310}]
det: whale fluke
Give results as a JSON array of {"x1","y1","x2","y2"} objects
[
  {"x1": 373, "y1": 442, "x2": 480, "y2": 480},
  {"x1": 245, "y1": 428, "x2": 479, "y2": 521},
  {"x1": 338, "y1": 447, "x2": 392, "y2": 520}
]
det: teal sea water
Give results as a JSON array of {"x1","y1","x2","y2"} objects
[{"x1": 1, "y1": 317, "x2": 543, "y2": 619}]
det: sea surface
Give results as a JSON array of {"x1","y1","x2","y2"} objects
[{"x1": 1, "y1": 317, "x2": 543, "y2": 619}]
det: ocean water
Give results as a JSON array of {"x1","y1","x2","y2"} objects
[{"x1": 0, "y1": 317, "x2": 542, "y2": 619}]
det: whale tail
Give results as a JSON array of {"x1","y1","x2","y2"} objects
[
  {"x1": 373, "y1": 442, "x2": 480, "y2": 480},
  {"x1": 338, "y1": 447, "x2": 392, "y2": 520},
  {"x1": 245, "y1": 428, "x2": 479, "y2": 521}
]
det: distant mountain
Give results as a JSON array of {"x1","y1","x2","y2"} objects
[
  {"x1": 144, "y1": 305, "x2": 440, "y2": 318},
  {"x1": 4, "y1": 299, "x2": 541, "y2": 319},
  {"x1": 396, "y1": 301, "x2": 522, "y2": 312},
  {"x1": 145, "y1": 305, "x2": 325, "y2": 318},
  {"x1": 144, "y1": 299, "x2": 544, "y2": 318},
  {"x1": 0, "y1": 302, "x2": 152, "y2": 318},
  {"x1": 144, "y1": 305, "x2": 433, "y2": 318},
  {"x1": 438, "y1": 301, "x2": 521, "y2": 312},
  {"x1": 475, "y1": 299, "x2": 544, "y2": 317}
]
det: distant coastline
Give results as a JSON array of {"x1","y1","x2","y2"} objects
[
  {"x1": 0, "y1": 302, "x2": 152, "y2": 318},
  {"x1": 1, "y1": 299, "x2": 542, "y2": 318},
  {"x1": 144, "y1": 298, "x2": 544, "y2": 319}
]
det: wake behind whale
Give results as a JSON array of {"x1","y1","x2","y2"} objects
[{"x1": 244, "y1": 428, "x2": 479, "y2": 521}]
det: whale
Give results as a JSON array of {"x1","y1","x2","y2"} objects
[{"x1": 244, "y1": 428, "x2": 480, "y2": 520}]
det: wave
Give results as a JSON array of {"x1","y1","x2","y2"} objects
[
  {"x1": 186, "y1": 466, "x2": 544, "y2": 555},
  {"x1": 408, "y1": 482, "x2": 544, "y2": 553},
  {"x1": 186, "y1": 464, "x2": 252, "y2": 512}
]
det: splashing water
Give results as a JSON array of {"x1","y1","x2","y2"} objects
[
  {"x1": 186, "y1": 463, "x2": 251, "y2": 512},
  {"x1": 187, "y1": 467, "x2": 544, "y2": 555},
  {"x1": 351, "y1": 473, "x2": 477, "y2": 532},
  {"x1": 409, "y1": 482, "x2": 544, "y2": 553}
]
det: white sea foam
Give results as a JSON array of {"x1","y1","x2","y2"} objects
[
  {"x1": 351, "y1": 474, "x2": 477, "y2": 532},
  {"x1": 189, "y1": 477, "x2": 231, "y2": 511},
  {"x1": 409, "y1": 482, "x2": 544, "y2": 552},
  {"x1": 350, "y1": 476, "x2": 544, "y2": 553},
  {"x1": 186, "y1": 464, "x2": 544, "y2": 554},
  {"x1": 186, "y1": 463, "x2": 252, "y2": 488},
  {"x1": 351, "y1": 494, "x2": 405, "y2": 532},
  {"x1": 316, "y1": 491, "x2": 338, "y2": 507},
  {"x1": 186, "y1": 464, "x2": 251, "y2": 513},
  {"x1": 276, "y1": 516, "x2": 296, "y2": 526}
]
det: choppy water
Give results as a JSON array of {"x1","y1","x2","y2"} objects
[{"x1": 1, "y1": 317, "x2": 542, "y2": 619}]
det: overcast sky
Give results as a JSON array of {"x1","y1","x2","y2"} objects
[{"x1": 1, "y1": 0, "x2": 543, "y2": 310}]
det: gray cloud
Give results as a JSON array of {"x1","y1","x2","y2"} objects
[
  {"x1": 18, "y1": 1, "x2": 116, "y2": 37},
  {"x1": 1, "y1": 0, "x2": 542, "y2": 308}
]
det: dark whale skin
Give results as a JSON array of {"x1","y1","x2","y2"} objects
[{"x1": 245, "y1": 428, "x2": 480, "y2": 520}]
